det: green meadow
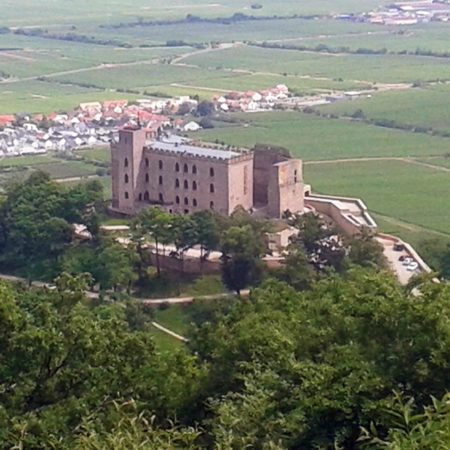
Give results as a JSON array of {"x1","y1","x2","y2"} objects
[
  {"x1": 320, "y1": 84, "x2": 450, "y2": 133},
  {"x1": 195, "y1": 112, "x2": 450, "y2": 160},
  {"x1": 304, "y1": 160, "x2": 450, "y2": 235}
]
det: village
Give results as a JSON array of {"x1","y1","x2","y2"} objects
[
  {"x1": 341, "y1": 0, "x2": 450, "y2": 26},
  {"x1": 0, "y1": 85, "x2": 369, "y2": 158}
]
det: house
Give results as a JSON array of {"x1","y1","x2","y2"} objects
[{"x1": 183, "y1": 121, "x2": 202, "y2": 132}]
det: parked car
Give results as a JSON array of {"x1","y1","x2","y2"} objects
[
  {"x1": 402, "y1": 257, "x2": 413, "y2": 266},
  {"x1": 407, "y1": 262, "x2": 419, "y2": 272}
]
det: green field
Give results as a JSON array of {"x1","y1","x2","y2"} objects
[
  {"x1": 183, "y1": 45, "x2": 450, "y2": 83},
  {"x1": 320, "y1": 84, "x2": 450, "y2": 133},
  {"x1": 283, "y1": 22, "x2": 450, "y2": 54},
  {"x1": 305, "y1": 160, "x2": 450, "y2": 235},
  {"x1": 195, "y1": 112, "x2": 450, "y2": 160},
  {"x1": 1, "y1": 0, "x2": 393, "y2": 27}
]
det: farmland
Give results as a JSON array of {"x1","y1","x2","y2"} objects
[
  {"x1": 194, "y1": 112, "x2": 450, "y2": 161},
  {"x1": 319, "y1": 84, "x2": 450, "y2": 134},
  {"x1": 304, "y1": 160, "x2": 450, "y2": 235}
]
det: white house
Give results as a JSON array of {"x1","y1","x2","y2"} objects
[{"x1": 183, "y1": 121, "x2": 202, "y2": 132}]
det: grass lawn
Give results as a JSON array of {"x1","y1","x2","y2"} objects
[
  {"x1": 154, "y1": 304, "x2": 191, "y2": 336},
  {"x1": 137, "y1": 273, "x2": 226, "y2": 299},
  {"x1": 305, "y1": 159, "x2": 450, "y2": 236},
  {"x1": 195, "y1": 111, "x2": 450, "y2": 160}
]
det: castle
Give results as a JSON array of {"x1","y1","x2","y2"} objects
[{"x1": 111, "y1": 126, "x2": 304, "y2": 218}]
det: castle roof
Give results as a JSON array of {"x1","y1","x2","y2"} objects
[{"x1": 148, "y1": 140, "x2": 241, "y2": 160}]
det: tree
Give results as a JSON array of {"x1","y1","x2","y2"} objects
[
  {"x1": 96, "y1": 239, "x2": 137, "y2": 291},
  {"x1": 0, "y1": 173, "x2": 103, "y2": 279},
  {"x1": 171, "y1": 215, "x2": 199, "y2": 273},
  {"x1": 275, "y1": 246, "x2": 316, "y2": 291},
  {"x1": 220, "y1": 225, "x2": 265, "y2": 295},
  {"x1": 132, "y1": 207, "x2": 173, "y2": 277},
  {"x1": 347, "y1": 228, "x2": 386, "y2": 268},
  {"x1": 0, "y1": 276, "x2": 203, "y2": 448},
  {"x1": 190, "y1": 271, "x2": 450, "y2": 448},
  {"x1": 191, "y1": 210, "x2": 220, "y2": 262},
  {"x1": 196, "y1": 100, "x2": 215, "y2": 117}
]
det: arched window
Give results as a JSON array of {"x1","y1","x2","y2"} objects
[
  {"x1": 210, "y1": 167, "x2": 214, "y2": 177},
  {"x1": 159, "y1": 160, "x2": 163, "y2": 170},
  {"x1": 159, "y1": 175, "x2": 163, "y2": 185},
  {"x1": 176, "y1": 196, "x2": 180, "y2": 204},
  {"x1": 145, "y1": 173, "x2": 149, "y2": 183},
  {"x1": 159, "y1": 193, "x2": 164, "y2": 204},
  {"x1": 124, "y1": 158, "x2": 129, "y2": 168},
  {"x1": 183, "y1": 163, "x2": 188, "y2": 173},
  {"x1": 193, "y1": 198, "x2": 198, "y2": 207},
  {"x1": 210, "y1": 201, "x2": 214, "y2": 210},
  {"x1": 210, "y1": 183, "x2": 215, "y2": 193},
  {"x1": 138, "y1": 193, "x2": 142, "y2": 201},
  {"x1": 184, "y1": 180, "x2": 188, "y2": 189},
  {"x1": 144, "y1": 191, "x2": 149, "y2": 201},
  {"x1": 184, "y1": 197, "x2": 189, "y2": 205},
  {"x1": 294, "y1": 169, "x2": 298, "y2": 183},
  {"x1": 192, "y1": 165, "x2": 197, "y2": 175},
  {"x1": 145, "y1": 158, "x2": 149, "y2": 168},
  {"x1": 175, "y1": 162, "x2": 180, "y2": 172},
  {"x1": 175, "y1": 178, "x2": 180, "y2": 188},
  {"x1": 192, "y1": 180, "x2": 197, "y2": 191},
  {"x1": 124, "y1": 191, "x2": 129, "y2": 199},
  {"x1": 124, "y1": 174, "x2": 129, "y2": 184}
]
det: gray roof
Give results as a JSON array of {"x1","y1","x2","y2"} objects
[{"x1": 149, "y1": 140, "x2": 241, "y2": 160}]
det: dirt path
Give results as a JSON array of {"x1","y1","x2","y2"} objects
[
  {"x1": 171, "y1": 42, "x2": 235, "y2": 65},
  {"x1": 0, "y1": 57, "x2": 164, "y2": 85},
  {"x1": 170, "y1": 82, "x2": 233, "y2": 93}
]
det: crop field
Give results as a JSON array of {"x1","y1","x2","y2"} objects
[
  {"x1": 0, "y1": 80, "x2": 146, "y2": 114},
  {"x1": 195, "y1": 112, "x2": 450, "y2": 160},
  {"x1": 183, "y1": 45, "x2": 450, "y2": 83},
  {"x1": 304, "y1": 160, "x2": 450, "y2": 235},
  {"x1": 0, "y1": 153, "x2": 105, "y2": 191},
  {"x1": 52, "y1": 63, "x2": 240, "y2": 90},
  {"x1": 2, "y1": 0, "x2": 393, "y2": 27},
  {"x1": 283, "y1": 22, "x2": 450, "y2": 54},
  {"x1": 319, "y1": 84, "x2": 450, "y2": 133},
  {"x1": 88, "y1": 18, "x2": 382, "y2": 47}
]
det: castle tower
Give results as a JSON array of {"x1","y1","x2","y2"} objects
[{"x1": 111, "y1": 126, "x2": 146, "y2": 214}]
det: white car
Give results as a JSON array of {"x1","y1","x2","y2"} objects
[
  {"x1": 402, "y1": 257, "x2": 413, "y2": 266},
  {"x1": 407, "y1": 262, "x2": 419, "y2": 272}
]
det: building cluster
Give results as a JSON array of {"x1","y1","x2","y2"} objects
[
  {"x1": 0, "y1": 96, "x2": 200, "y2": 158},
  {"x1": 340, "y1": 0, "x2": 450, "y2": 25},
  {"x1": 111, "y1": 126, "x2": 305, "y2": 219},
  {"x1": 213, "y1": 84, "x2": 291, "y2": 112}
]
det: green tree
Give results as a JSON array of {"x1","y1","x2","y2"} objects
[
  {"x1": 192, "y1": 210, "x2": 220, "y2": 262},
  {"x1": 96, "y1": 239, "x2": 137, "y2": 292},
  {"x1": 190, "y1": 271, "x2": 450, "y2": 448},
  {"x1": 347, "y1": 228, "x2": 386, "y2": 268},
  {"x1": 220, "y1": 225, "x2": 265, "y2": 295},
  {"x1": 132, "y1": 207, "x2": 173, "y2": 277},
  {"x1": 171, "y1": 214, "x2": 199, "y2": 273}
]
